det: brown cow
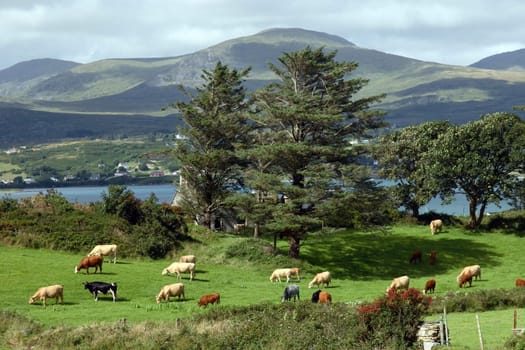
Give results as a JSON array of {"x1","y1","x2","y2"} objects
[
  {"x1": 516, "y1": 278, "x2": 525, "y2": 287},
  {"x1": 319, "y1": 291, "x2": 332, "y2": 304},
  {"x1": 409, "y1": 250, "x2": 422, "y2": 264},
  {"x1": 423, "y1": 279, "x2": 436, "y2": 294},
  {"x1": 74, "y1": 255, "x2": 103, "y2": 274},
  {"x1": 458, "y1": 272, "x2": 473, "y2": 288},
  {"x1": 198, "y1": 293, "x2": 221, "y2": 308},
  {"x1": 429, "y1": 251, "x2": 437, "y2": 265}
]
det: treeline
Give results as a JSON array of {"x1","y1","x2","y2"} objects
[{"x1": 169, "y1": 46, "x2": 525, "y2": 260}]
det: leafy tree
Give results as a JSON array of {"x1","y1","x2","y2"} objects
[
  {"x1": 173, "y1": 62, "x2": 252, "y2": 228},
  {"x1": 430, "y1": 112, "x2": 525, "y2": 228},
  {"x1": 101, "y1": 185, "x2": 142, "y2": 224},
  {"x1": 373, "y1": 121, "x2": 452, "y2": 217},
  {"x1": 248, "y1": 46, "x2": 386, "y2": 258}
]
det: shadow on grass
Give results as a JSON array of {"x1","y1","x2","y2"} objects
[{"x1": 300, "y1": 230, "x2": 501, "y2": 281}]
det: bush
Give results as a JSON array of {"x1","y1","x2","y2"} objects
[
  {"x1": 355, "y1": 288, "x2": 432, "y2": 349},
  {"x1": 429, "y1": 289, "x2": 525, "y2": 314}
]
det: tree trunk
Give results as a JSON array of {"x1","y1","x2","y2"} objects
[
  {"x1": 202, "y1": 208, "x2": 212, "y2": 229},
  {"x1": 468, "y1": 197, "x2": 478, "y2": 229},
  {"x1": 476, "y1": 201, "x2": 488, "y2": 227},
  {"x1": 292, "y1": 173, "x2": 304, "y2": 188},
  {"x1": 409, "y1": 202, "x2": 419, "y2": 218},
  {"x1": 253, "y1": 223, "x2": 260, "y2": 239},
  {"x1": 288, "y1": 234, "x2": 301, "y2": 259}
]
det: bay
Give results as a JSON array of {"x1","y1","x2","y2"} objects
[
  {"x1": 0, "y1": 183, "x2": 513, "y2": 216},
  {"x1": 0, "y1": 184, "x2": 177, "y2": 204}
]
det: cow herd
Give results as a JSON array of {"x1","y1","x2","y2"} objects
[{"x1": 28, "y1": 225, "x2": 525, "y2": 309}]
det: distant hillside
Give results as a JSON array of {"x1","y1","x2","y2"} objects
[
  {"x1": 1, "y1": 27, "x2": 525, "y2": 146},
  {"x1": 0, "y1": 58, "x2": 80, "y2": 83},
  {"x1": 0, "y1": 106, "x2": 182, "y2": 148},
  {"x1": 470, "y1": 48, "x2": 525, "y2": 71}
]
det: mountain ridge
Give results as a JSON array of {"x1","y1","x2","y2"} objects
[{"x1": 0, "y1": 27, "x2": 524, "y2": 147}]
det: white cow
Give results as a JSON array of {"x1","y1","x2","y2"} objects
[
  {"x1": 162, "y1": 262, "x2": 195, "y2": 281},
  {"x1": 88, "y1": 244, "x2": 117, "y2": 264}
]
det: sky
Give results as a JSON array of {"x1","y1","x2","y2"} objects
[{"x1": 1, "y1": 0, "x2": 525, "y2": 71}]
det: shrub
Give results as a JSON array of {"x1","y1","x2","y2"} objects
[{"x1": 355, "y1": 288, "x2": 432, "y2": 349}]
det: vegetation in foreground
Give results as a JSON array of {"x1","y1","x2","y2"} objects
[{"x1": 2, "y1": 214, "x2": 525, "y2": 348}]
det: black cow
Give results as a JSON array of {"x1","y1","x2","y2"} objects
[
  {"x1": 83, "y1": 281, "x2": 117, "y2": 302},
  {"x1": 311, "y1": 289, "x2": 321, "y2": 303}
]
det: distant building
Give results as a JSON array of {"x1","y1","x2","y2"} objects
[
  {"x1": 23, "y1": 178, "x2": 36, "y2": 184},
  {"x1": 150, "y1": 171, "x2": 165, "y2": 177}
]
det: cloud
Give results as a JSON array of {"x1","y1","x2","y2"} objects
[{"x1": 0, "y1": 0, "x2": 524, "y2": 70}]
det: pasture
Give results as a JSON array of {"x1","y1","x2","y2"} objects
[{"x1": 1, "y1": 222, "x2": 525, "y2": 348}]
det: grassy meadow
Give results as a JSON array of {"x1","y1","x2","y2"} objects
[{"x1": 1, "y1": 222, "x2": 525, "y2": 348}]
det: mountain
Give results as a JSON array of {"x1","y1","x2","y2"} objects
[
  {"x1": 1, "y1": 27, "x2": 525, "y2": 147},
  {"x1": 470, "y1": 48, "x2": 525, "y2": 71}
]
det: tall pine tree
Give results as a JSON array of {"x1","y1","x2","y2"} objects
[
  {"x1": 173, "y1": 62, "x2": 251, "y2": 228},
  {"x1": 247, "y1": 46, "x2": 385, "y2": 258}
]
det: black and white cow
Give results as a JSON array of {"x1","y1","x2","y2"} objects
[
  {"x1": 83, "y1": 281, "x2": 117, "y2": 302},
  {"x1": 281, "y1": 284, "x2": 300, "y2": 302}
]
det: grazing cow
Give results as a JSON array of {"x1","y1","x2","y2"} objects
[
  {"x1": 308, "y1": 271, "x2": 331, "y2": 289},
  {"x1": 516, "y1": 279, "x2": 525, "y2": 287},
  {"x1": 423, "y1": 279, "x2": 436, "y2": 295},
  {"x1": 29, "y1": 284, "x2": 64, "y2": 307},
  {"x1": 386, "y1": 275, "x2": 410, "y2": 292},
  {"x1": 319, "y1": 291, "x2": 332, "y2": 304},
  {"x1": 162, "y1": 262, "x2": 196, "y2": 281},
  {"x1": 74, "y1": 255, "x2": 103, "y2": 274},
  {"x1": 458, "y1": 272, "x2": 473, "y2": 288},
  {"x1": 429, "y1": 251, "x2": 437, "y2": 265},
  {"x1": 156, "y1": 283, "x2": 185, "y2": 303},
  {"x1": 281, "y1": 284, "x2": 300, "y2": 302},
  {"x1": 179, "y1": 255, "x2": 196, "y2": 264},
  {"x1": 88, "y1": 244, "x2": 117, "y2": 264},
  {"x1": 83, "y1": 281, "x2": 117, "y2": 301},
  {"x1": 290, "y1": 267, "x2": 301, "y2": 281},
  {"x1": 457, "y1": 265, "x2": 481, "y2": 281},
  {"x1": 269, "y1": 268, "x2": 293, "y2": 283},
  {"x1": 430, "y1": 219, "x2": 443, "y2": 235},
  {"x1": 198, "y1": 293, "x2": 221, "y2": 307},
  {"x1": 409, "y1": 250, "x2": 422, "y2": 264}
]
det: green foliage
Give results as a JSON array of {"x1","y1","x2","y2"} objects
[
  {"x1": 0, "y1": 187, "x2": 187, "y2": 259},
  {"x1": 244, "y1": 46, "x2": 386, "y2": 258},
  {"x1": 429, "y1": 289, "x2": 525, "y2": 314},
  {"x1": 173, "y1": 61, "x2": 252, "y2": 228},
  {"x1": 428, "y1": 112, "x2": 525, "y2": 228},
  {"x1": 101, "y1": 185, "x2": 142, "y2": 224},
  {"x1": 373, "y1": 121, "x2": 453, "y2": 217}
]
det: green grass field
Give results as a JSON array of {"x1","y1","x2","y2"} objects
[{"x1": 1, "y1": 223, "x2": 524, "y2": 348}]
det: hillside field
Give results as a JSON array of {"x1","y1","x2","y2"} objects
[{"x1": 1, "y1": 222, "x2": 525, "y2": 348}]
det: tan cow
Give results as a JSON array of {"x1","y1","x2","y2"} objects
[
  {"x1": 29, "y1": 285, "x2": 64, "y2": 307},
  {"x1": 430, "y1": 219, "x2": 443, "y2": 235},
  {"x1": 386, "y1": 275, "x2": 410, "y2": 292},
  {"x1": 156, "y1": 283, "x2": 185, "y2": 303}
]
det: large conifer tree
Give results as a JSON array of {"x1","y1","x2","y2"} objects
[
  {"x1": 248, "y1": 46, "x2": 385, "y2": 258},
  {"x1": 174, "y1": 62, "x2": 251, "y2": 228}
]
